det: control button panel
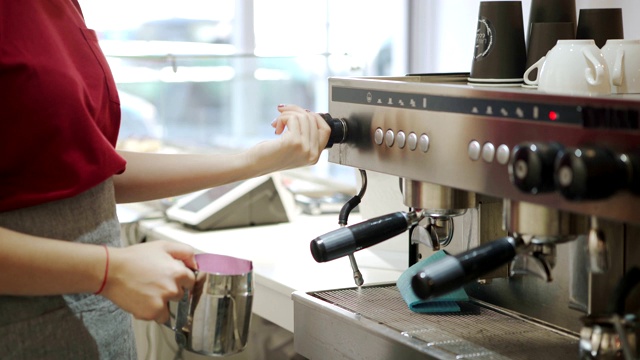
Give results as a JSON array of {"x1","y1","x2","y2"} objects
[{"x1": 375, "y1": 127, "x2": 429, "y2": 153}]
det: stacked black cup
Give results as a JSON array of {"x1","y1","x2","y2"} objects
[
  {"x1": 576, "y1": 8, "x2": 624, "y2": 48},
  {"x1": 468, "y1": 1, "x2": 528, "y2": 86},
  {"x1": 523, "y1": 0, "x2": 577, "y2": 84}
]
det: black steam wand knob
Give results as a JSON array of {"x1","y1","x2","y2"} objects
[
  {"x1": 319, "y1": 113, "x2": 348, "y2": 148},
  {"x1": 509, "y1": 142, "x2": 563, "y2": 194},
  {"x1": 555, "y1": 146, "x2": 628, "y2": 200},
  {"x1": 411, "y1": 237, "x2": 522, "y2": 300}
]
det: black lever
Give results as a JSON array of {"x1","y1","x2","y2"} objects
[
  {"x1": 319, "y1": 113, "x2": 348, "y2": 148},
  {"x1": 310, "y1": 211, "x2": 422, "y2": 263},
  {"x1": 411, "y1": 237, "x2": 521, "y2": 299}
]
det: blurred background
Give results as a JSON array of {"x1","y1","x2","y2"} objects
[
  {"x1": 79, "y1": 0, "x2": 640, "y2": 189},
  {"x1": 82, "y1": 1, "x2": 640, "y2": 359}
]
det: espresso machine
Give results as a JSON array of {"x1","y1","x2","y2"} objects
[{"x1": 292, "y1": 75, "x2": 640, "y2": 359}]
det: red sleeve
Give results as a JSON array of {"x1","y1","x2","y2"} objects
[{"x1": 0, "y1": 0, "x2": 127, "y2": 211}]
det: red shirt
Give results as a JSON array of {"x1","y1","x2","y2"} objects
[{"x1": 0, "y1": 0, "x2": 127, "y2": 212}]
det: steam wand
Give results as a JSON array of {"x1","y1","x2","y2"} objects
[
  {"x1": 311, "y1": 204, "x2": 424, "y2": 289},
  {"x1": 339, "y1": 169, "x2": 368, "y2": 286},
  {"x1": 314, "y1": 114, "x2": 424, "y2": 286}
]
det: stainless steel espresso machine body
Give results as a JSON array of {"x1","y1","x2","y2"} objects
[{"x1": 293, "y1": 75, "x2": 640, "y2": 360}]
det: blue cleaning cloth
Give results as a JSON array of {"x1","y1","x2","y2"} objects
[{"x1": 396, "y1": 250, "x2": 469, "y2": 313}]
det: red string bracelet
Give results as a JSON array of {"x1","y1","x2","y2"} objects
[{"x1": 95, "y1": 244, "x2": 109, "y2": 295}]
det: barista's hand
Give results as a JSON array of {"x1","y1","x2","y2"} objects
[
  {"x1": 253, "y1": 104, "x2": 330, "y2": 172},
  {"x1": 100, "y1": 241, "x2": 197, "y2": 323}
]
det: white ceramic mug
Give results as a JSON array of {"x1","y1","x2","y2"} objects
[
  {"x1": 601, "y1": 39, "x2": 640, "y2": 94},
  {"x1": 523, "y1": 40, "x2": 611, "y2": 96}
]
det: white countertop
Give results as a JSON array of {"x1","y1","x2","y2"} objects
[{"x1": 137, "y1": 213, "x2": 406, "y2": 332}]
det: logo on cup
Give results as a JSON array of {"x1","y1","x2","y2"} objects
[{"x1": 475, "y1": 17, "x2": 495, "y2": 60}]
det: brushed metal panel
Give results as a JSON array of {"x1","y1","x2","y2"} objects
[{"x1": 327, "y1": 76, "x2": 640, "y2": 224}]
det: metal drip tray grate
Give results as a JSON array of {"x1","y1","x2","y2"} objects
[{"x1": 308, "y1": 285, "x2": 579, "y2": 360}]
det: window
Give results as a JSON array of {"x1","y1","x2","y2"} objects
[{"x1": 80, "y1": 0, "x2": 407, "y2": 186}]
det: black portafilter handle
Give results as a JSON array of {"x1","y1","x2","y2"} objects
[
  {"x1": 319, "y1": 113, "x2": 348, "y2": 148},
  {"x1": 310, "y1": 211, "x2": 422, "y2": 263},
  {"x1": 411, "y1": 237, "x2": 520, "y2": 300}
]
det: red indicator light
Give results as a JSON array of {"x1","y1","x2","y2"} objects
[{"x1": 549, "y1": 111, "x2": 558, "y2": 121}]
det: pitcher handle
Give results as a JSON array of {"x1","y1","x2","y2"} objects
[
  {"x1": 164, "y1": 288, "x2": 191, "y2": 348},
  {"x1": 523, "y1": 56, "x2": 545, "y2": 85},
  {"x1": 583, "y1": 48, "x2": 605, "y2": 86}
]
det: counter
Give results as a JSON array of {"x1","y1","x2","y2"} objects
[{"x1": 136, "y1": 212, "x2": 405, "y2": 333}]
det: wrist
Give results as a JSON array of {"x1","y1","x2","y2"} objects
[
  {"x1": 247, "y1": 140, "x2": 283, "y2": 175},
  {"x1": 94, "y1": 245, "x2": 109, "y2": 295}
]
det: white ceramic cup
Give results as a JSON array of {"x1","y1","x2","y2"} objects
[
  {"x1": 523, "y1": 39, "x2": 611, "y2": 96},
  {"x1": 601, "y1": 39, "x2": 640, "y2": 94}
]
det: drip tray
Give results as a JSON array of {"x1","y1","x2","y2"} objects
[{"x1": 293, "y1": 284, "x2": 579, "y2": 360}]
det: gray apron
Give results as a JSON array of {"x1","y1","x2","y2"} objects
[{"x1": 0, "y1": 179, "x2": 137, "y2": 359}]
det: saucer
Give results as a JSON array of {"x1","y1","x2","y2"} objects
[
  {"x1": 467, "y1": 82, "x2": 523, "y2": 88},
  {"x1": 521, "y1": 84, "x2": 538, "y2": 89},
  {"x1": 467, "y1": 77, "x2": 524, "y2": 84}
]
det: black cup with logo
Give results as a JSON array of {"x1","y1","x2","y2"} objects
[
  {"x1": 469, "y1": 1, "x2": 527, "y2": 85},
  {"x1": 576, "y1": 8, "x2": 624, "y2": 48}
]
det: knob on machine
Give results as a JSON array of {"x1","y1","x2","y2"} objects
[
  {"x1": 509, "y1": 142, "x2": 563, "y2": 194},
  {"x1": 319, "y1": 113, "x2": 348, "y2": 148},
  {"x1": 554, "y1": 146, "x2": 629, "y2": 200},
  {"x1": 510, "y1": 142, "x2": 640, "y2": 200}
]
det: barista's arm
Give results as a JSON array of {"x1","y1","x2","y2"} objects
[
  {"x1": 0, "y1": 226, "x2": 196, "y2": 323},
  {"x1": 113, "y1": 105, "x2": 330, "y2": 203}
]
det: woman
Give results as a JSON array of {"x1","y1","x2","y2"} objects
[{"x1": 0, "y1": 1, "x2": 331, "y2": 359}]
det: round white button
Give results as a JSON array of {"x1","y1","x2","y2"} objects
[
  {"x1": 407, "y1": 132, "x2": 418, "y2": 151},
  {"x1": 419, "y1": 134, "x2": 430, "y2": 153},
  {"x1": 496, "y1": 144, "x2": 510, "y2": 165},
  {"x1": 396, "y1": 131, "x2": 406, "y2": 149},
  {"x1": 468, "y1": 140, "x2": 481, "y2": 160},
  {"x1": 482, "y1": 142, "x2": 496, "y2": 162},
  {"x1": 374, "y1": 128, "x2": 384, "y2": 145},
  {"x1": 385, "y1": 129, "x2": 395, "y2": 147}
]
